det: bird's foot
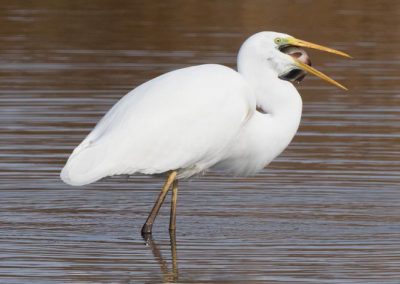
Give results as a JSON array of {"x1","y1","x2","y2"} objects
[{"x1": 141, "y1": 223, "x2": 153, "y2": 236}]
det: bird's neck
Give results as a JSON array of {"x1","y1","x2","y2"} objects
[
  {"x1": 237, "y1": 54, "x2": 303, "y2": 153},
  {"x1": 237, "y1": 55, "x2": 302, "y2": 120}
]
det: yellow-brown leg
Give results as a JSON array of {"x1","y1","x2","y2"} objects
[
  {"x1": 169, "y1": 180, "x2": 179, "y2": 232},
  {"x1": 141, "y1": 171, "x2": 177, "y2": 235}
]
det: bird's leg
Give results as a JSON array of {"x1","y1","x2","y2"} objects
[
  {"x1": 141, "y1": 171, "x2": 177, "y2": 235},
  {"x1": 169, "y1": 180, "x2": 179, "y2": 232}
]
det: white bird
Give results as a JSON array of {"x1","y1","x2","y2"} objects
[{"x1": 61, "y1": 31, "x2": 350, "y2": 235}]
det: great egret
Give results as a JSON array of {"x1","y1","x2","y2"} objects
[{"x1": 61, "y1": 31, "x2": 350, "y2": 235}]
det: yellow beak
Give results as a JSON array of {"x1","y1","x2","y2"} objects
[
  {"x1": 286, "y1": 37, "x2": 351, "y2": 90},
  {"x1": 293, "y1": 58, "x2": 348, "y2": 90},
  {"x1": 287, "y1": 37, "x2": 352, "y2": 58}
]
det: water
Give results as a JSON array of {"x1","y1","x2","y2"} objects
[{"x1": 1, "y1": 0, "x2": 399, "y2": 283}]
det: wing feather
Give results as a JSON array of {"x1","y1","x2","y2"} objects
[{"x1": 61, "y1": 64, "x2": 254, "y2": 185}]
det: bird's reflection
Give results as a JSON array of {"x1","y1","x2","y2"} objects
[{"x1": 143, "y1": 232, "x2": 179, "y2": 283}]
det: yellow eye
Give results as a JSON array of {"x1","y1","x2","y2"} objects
[{"x1": 274, "y1": 38, "x2": 282, "y2": 44}]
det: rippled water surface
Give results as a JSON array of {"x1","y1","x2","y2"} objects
[{"x1": 1, "y1": 0, "x2": 399, "y2": 283}]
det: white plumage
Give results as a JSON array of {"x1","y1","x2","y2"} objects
[
  {"x1": 61, "y1": 64, "x2": 255, "y2": 185},
  {"x1": 61, "y1": 31, "x2": 348, "y2": 187}
]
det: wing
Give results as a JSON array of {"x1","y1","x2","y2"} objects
[{"x1": 61, "y1": 64, "x2": 255, "y2": 186}]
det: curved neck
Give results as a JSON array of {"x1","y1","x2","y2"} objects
[{"x1": 237, "y1": 48, "x2": 302, "y2": 119}]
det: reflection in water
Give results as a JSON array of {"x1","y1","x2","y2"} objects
[
  {"x1": 0, "y1": 0, "x2": 399, "y2": 283},
  {"x1": 143, "y1": 232, "x2": 179, "y2": 283}
]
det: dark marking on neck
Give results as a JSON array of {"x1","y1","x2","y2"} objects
[{"x1": 256, "y1": 105, "x2": 267, "y2": 114}]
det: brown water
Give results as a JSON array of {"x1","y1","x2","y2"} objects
[{"x1": 1, "y1": 0, "x2": 399, "y2": 283}]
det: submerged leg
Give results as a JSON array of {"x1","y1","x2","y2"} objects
[
  {"x1": 141, "y1": 171, "x2": 177, "y2": 235},
  {"x1": 169, "y1": 180, "x2": 179, "y2": 232}
]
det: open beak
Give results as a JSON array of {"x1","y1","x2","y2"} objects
[
  {"x1": 293, "y1": 58, "x2": 347, "y2": 90},
  {"x1": 287, "y1": 38, "x2": 352, "y2": 58},
  {"x1": 286, "y1": 37, "x2": 351, "y2": 90}
]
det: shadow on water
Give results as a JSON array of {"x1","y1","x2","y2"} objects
[{"x1": 143, "y1": 233, "x2": 179, "y2": 283}]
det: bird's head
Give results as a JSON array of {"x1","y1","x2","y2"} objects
[{"x1": 238, "y1": 31, "x2": 351, "y2": 90}]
